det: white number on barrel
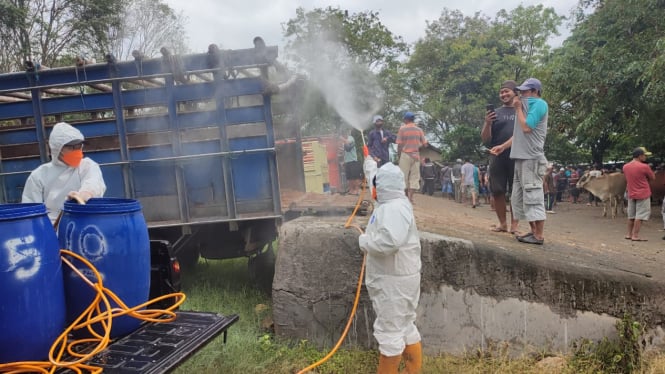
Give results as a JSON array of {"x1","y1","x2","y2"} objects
[{"x1": 3, "y1": 236, "x2": 41, "y2": 280}]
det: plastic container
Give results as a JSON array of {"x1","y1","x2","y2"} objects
[
  {"x1": 58, "y1": 198, "x2": 150, "y2": 338},
  {"x1": 0, "y1": 203, "x2": 66, "y2": 363}
]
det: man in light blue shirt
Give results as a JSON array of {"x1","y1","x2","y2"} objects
[{"x1": 509, "y1": 78, "x2": 548, "y2": 245}]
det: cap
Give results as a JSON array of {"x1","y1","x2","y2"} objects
[
  {"x1": 65, "y1": 139, "x2": 84, "y2": 146},
  {"x1": 632, "y1": 146, "x2": 652, "y2": 158},
  {"x1": 456, "y1": 158, "x2": 462, "y2": 163},
  {"x1": 560, "y1": 168, "x2": 565, "y2": 172},
  {"x1": 372, "y1": 115, "x2": 383, "y2": 123},
  {"x1": 403, "y1": 111, "x2": 415, "y2": 120},
  {"x1": 500, "y1": 80, "x2": 517, "y2": 91},
  {"x1": 516, "y1": 78, "x2": 542, "y2": 92}
]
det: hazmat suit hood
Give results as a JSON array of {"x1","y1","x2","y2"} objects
[
  {"x1": 375, "y1": 163, "x2": 407, "y2": 203},
  {"x1": 49, "y1": 122, "x2": 84, "y2": 166}
]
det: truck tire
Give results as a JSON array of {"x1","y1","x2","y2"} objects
[
  {"x1": 177, "y1": 246, "x2": 200, "y2": 270},
  {"x1": 248, "y1": 243, "x2": 276, "y2": 293}
]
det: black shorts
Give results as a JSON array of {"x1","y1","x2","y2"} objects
[
  {"x1": 489, "y1": 153, "x2": 514, "y2": 196},
  {"x1": 345, "y1": 160, "x2": 363, "y2": 180}
]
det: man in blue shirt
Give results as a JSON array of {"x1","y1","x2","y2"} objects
[
  {"x1": 509, "y1": 78, "x2": 549, "y2": 245},
  {"x1": 367, "y1": 115, "x2": 396, "y2": 167}
]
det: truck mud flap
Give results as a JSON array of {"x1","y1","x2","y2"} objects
[{"x1": 58, "y1": 311, "x2": 239, "y2": 374}]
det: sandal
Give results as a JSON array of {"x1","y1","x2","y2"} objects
[
  {"x1": 515, "y1": 232, "x2": 533, "y2": 239},
  {"x1": 517, "y1": 234, "x2": 544, "y2": 245}
]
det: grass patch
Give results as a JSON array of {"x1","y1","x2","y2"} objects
[{"x1": 173, "y1": 258, "x2": 665, "y2": 374}]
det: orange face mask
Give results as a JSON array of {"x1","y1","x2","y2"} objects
[{"x1": 60, "y1": 149, "x2": 83, "y2": 167}]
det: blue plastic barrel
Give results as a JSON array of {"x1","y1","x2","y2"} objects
[
  {"x1": 58, "y1": 198, "x2": 150, "y2": 338},
  {"x1": 0, "y1": 203, "x2": 66, "y2": 363}
]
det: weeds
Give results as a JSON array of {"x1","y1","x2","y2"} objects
[{"x1": 569, "y1": 313, "x2": 644, "y2": 374}]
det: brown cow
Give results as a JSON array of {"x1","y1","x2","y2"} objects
[
  {"x1": 576, "y1": 172, "x2": 626, "y2": 218},
  {"x1": 651, "y1": 170, "x2": 665, "y2": 205}
]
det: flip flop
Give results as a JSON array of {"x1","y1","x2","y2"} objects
[
  {"x1": 631, "y1": 238, "x2": 648, "y2": 242},
  {"x1": 624, "y1": 236, "x2": 632, "y2": 240},
  {"x1": 490, "y1": 227, "x2": 508, "y2": 233}
]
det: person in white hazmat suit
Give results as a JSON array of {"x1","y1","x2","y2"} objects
[
  {"x1": 22, "y1": 122, "x2": 106, "y2": 223},
  {"x1": 358, "y1": 162, "x2": 422, "y2": 374}
]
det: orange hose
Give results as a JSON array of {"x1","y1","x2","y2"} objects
[
  {"x1": 297, "y1": 176, "x2": 368, "y2": 374},
  {"x1": 0, "y1": 250, "x2": 186, "y2": 374}
]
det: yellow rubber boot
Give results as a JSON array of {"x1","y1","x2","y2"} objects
[
  {"x1": 402, "y1": 342, "x2": 422, "y2": 374},
  {"x1": 377, "y1": 354, "x2": 401, "y2": 374}
]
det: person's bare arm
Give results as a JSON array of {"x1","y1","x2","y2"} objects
[
  {"x1": 512, "y1": 96, "x2": 532, "y2": 134},
  {"x1": 480, "y1": 111, "x2": 496, "y2": 143},
  {"x1": 489, "y1": 136, "x2": 513, "y2": 156}
]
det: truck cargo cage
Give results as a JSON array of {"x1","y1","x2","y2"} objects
[{"x1": 0, "y1": 42, "x2": 282, "y2": 265}]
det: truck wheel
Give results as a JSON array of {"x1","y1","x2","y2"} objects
[
  {"x1": 177, "y1": 246, "x2": 200, "y2": 269},
  {"x1": 248, "y1": 243, "x2": 276, "y2": 293}
]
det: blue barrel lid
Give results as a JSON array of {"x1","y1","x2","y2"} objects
[
  {"x1": 63, "y1": 198, "x2": 143, "y2": 214},
  {"x1": 0, "y1": 203, "x2": 48, "y2": 221}
]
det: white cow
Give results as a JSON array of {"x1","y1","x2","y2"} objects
[{"x1": 576, "y1": 172, "x2": 627, "y2": 218}]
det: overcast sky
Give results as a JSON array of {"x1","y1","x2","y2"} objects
[{"x1": 163, "y1": 0, "x2": 580, "y2": 52}]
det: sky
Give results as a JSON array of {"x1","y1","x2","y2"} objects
[{"x1": 163, "y1": 0, "x2": 581, "y2": 52}]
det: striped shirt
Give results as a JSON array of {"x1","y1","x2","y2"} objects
[{"x1": 397, "y1": 124, "x2": 427, "y2": 159}]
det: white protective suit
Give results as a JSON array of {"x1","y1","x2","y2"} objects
[
  {"x1": 22, "y1": 122, "x2": 106, "y2": 223},
  {"x1": 358, "y1": 162, "x2": 422, "y2": 357}
]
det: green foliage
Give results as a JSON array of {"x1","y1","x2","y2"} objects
[
  {"x1": 0, "y1": 0, "x2": 186, "y2": 72},
  {"x1": 568, "y1": 313, "x2": 644, "y2": 373},
  {"x1": 282, "y1": 7, "x2": 408, "y2": 136},
  {"x1": 283, "y1": 7, "x2": 407, "y2": 72},
  {"x1": 546, "y1": 0, "x2": 665, "y2": 163},
  {"x1": 544, "y1": 131, "x2": 590, "y2": 165},
  {"x1": 407, "y1": 6, "x2": 563, "y2": 146},
  {"x1": 442, "y1": 123, "x2": 485, "y2": 162}
]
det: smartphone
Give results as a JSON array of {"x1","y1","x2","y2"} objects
[{"x1": 486, "y1": 104, "x2": 495, "y2": 113}]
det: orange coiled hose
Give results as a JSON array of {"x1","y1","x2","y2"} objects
[{"x1": 0, "y1": 249, "x2": 186, "y2": 374}]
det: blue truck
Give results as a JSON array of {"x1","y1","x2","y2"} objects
[
  {"x1": 0, "y1": 40, "x2": 284, "y2": 281},
  {"x1": 0, "y1": 39, "x2": 290, "y2": 372}
]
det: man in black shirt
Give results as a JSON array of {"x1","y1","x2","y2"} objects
[{"x1": 482, "y1": 80, "x2": 519, "y2": 234}]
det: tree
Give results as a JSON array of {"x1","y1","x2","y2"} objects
[
  {"x1": 107, "y1": 0, "x2": 188, "y2": 61},
  {"x1": 282, "y1": 7, "x2": 408, "y2": 136},
  {"x1": 494, "y1": 5, "x2": 564, "y2": 79},
  {"x1": 406, "y1": 6, "x2": 563, "y2": 153},
  {"x1": 546, "y1": 0, "x2": 665, "y2": 164},
  {"x1": 0, "y1": 0, "x2": 125, "y2": 72}
]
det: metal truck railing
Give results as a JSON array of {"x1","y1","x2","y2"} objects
[{"x1": 0, "y1": 40, "x2": 282, "y2": 274}]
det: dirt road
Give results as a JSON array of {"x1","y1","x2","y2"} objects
[
  {"x1": 283, "y1": 189, "x2": 665, "y2": 282},
  {"x1": 411, "y1": 192, "x2": 665, "y2": 282}
]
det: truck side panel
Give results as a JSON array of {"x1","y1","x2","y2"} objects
[{"x1": 0, "y1": 47, "x2": 281, "y2": 232}]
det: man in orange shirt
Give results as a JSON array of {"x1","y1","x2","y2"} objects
[
  {"x1": 396, "y1": 112, "x2": 427, "y2": 203},
  {"x1": 623, "y1": 147, "x2": 656, "y2": 241}
]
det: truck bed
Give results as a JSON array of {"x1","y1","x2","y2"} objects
[{"x1": 58, "y1": 311, "x2": 238, "y2": 374}]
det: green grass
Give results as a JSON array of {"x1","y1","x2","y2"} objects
[{"x1": 172, "y1": 258, "x2": 665, "y2": 374}]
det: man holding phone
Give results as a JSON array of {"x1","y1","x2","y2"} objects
[{"x1": 481, "y1": 80, "x2": 519, "y2": 234}]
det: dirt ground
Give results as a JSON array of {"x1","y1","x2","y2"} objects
[
  {"x1": 282, "y1": 189, "x2": 665, "y2": 283},
  {"x1": 412, "y1": 191, "x2": 665, "y2": 280}
]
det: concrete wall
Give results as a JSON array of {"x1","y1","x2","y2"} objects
[{"x1": 272, "y1": 218, "x2": 665, "y2": 354}]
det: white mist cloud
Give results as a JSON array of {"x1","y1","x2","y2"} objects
[{"x1": 290, "y1": 33, "x2": 383, "y2": 132}]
